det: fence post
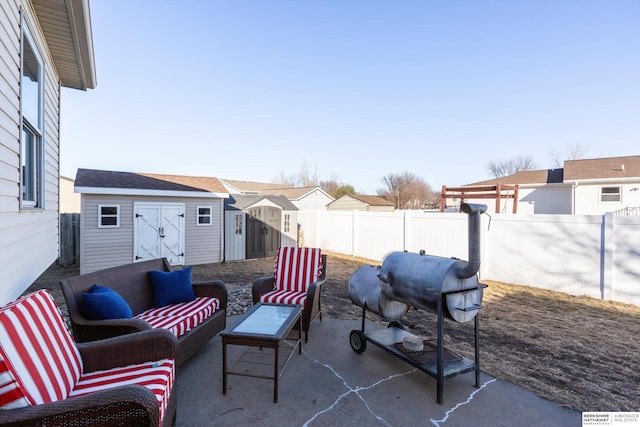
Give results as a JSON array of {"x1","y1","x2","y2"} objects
[{"x1": 601, "y1": 213, "x2": 614, "y2": 300}]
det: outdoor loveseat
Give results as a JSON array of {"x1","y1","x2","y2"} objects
[
  {"x1": 0, "y1": 289, "x2": 177, "y2": 427},
  {"x1": 60, "y1": 258, "x2": 227, "y2": 366}
]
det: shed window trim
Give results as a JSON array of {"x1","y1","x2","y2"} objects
[
  {"x1": 197, "y1": 206, "x2": 212, "y2": 226},
  {"x1": 600, "y1": 186, "x2": 621, "y2": 203},
  {"x1": 98, "y1": 205, "x2": 120, "y2": 228}
]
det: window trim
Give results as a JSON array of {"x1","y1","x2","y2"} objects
[
  {"x1": 234, "y1": 214, "x2": 243, "y2": 235},
  {"x1": 599, "y1": 186, "x2": 622, "y2": 203},
  {"x1": 196, "y1": 206, "x2": 213, "y2": 226},
  {"x1": 98, "y1": 204, "x2": 120, "y2": 228},
  {"x1": 20, "y1": 18, "x2": 45, "y2": 209}
]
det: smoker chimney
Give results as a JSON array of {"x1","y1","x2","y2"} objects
[{"x1": 457, "y1": 203, "x2": 487, "y2": 279}]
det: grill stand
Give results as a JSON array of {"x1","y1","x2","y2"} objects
[{"x1": 349, "y1": 290, "x2": 482, "y2": 404}]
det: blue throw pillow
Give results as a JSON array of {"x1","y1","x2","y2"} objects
[
  {"x1": 81, "y1": 284, "x2": 133, "y2": 320},
  {"x1": 150, "y1": 266, "x2": 196, "y2": 307}
]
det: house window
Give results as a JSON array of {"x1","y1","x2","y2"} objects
[
  {"x1": 234, "y1": 214, "x2": 242, "y2": 235},
  {"x1": 197, "y1": 206, "x2": 212, "y2": 226},
  {"x1": 98, "y1": 205, "x2": 120, "y2": 228},
  {"x1": 600, "y1": 186, "x2": 621, "y2": 203},
  {"x1": 284, "y1": 214, "x2": 290, "y2": 233},
  {"x1": 20, "y1": 22, "x2": 44, "y2": 208}
]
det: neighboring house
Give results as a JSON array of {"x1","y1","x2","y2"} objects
[
  {"x1": 224, "y1": 194, "x2": 298, "y2": 261},
  {"x1": 465, "y1": 155, "x2": 640, "y2": 215},
  {"x1": 220, "y1": 179, "x2": 333, "y2": 210},
  {"x1": 74, "y1": 169, "x2": 229, "y2": 274},
  {"x1": 60, "y1": 175, "x2": 81, "y2": 213},
  {"x1": 220, "y1": 179, "x2": 291, "y2": 195},
  {"x1": 327, "y1": 194, "x2": 396, "y2": 211},
  {"x1": 259, "y1": 186, "x2": 333, "y2": 210},
  {"x1": 0, "y1": 0, "x2": 96, "y2": 304}
]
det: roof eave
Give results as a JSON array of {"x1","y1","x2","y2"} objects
[
  {"x1": 75, "y1": 186, "x2": 229, "y2": 198},
  {"x1": 33, "y1": 0, "x2": 97, "y2": 90}
]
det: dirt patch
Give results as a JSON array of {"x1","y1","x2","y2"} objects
[{"x1": 28, "y1": 252, "x2": 640, "y2": 413}]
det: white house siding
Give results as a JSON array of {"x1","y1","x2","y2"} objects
[
  {"x1": 81, "y1": 195, "x2": 224, "y2": 274},
  {"x1": 573, "y1": 182, "x2": 640, "y2": 215},
  {"x1": 292, "y1": 190, "x2": 332, "y2": 210},
  {"x1": 462, "y1": 185, "x2": 572, "y2": 215},
  {"x1": 0, "y1": 1, "x2": 62, "y2": 304}
]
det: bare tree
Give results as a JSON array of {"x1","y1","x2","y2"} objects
[
  {"x1": 272, "y1": 170, "x2": 297, "y2": 186},
  {"x1": 549, "y1": 143, "x2": 589, "y2": 167},
  {"x1": 297, "y1": 161, "x2": 320, "y2": 187},
  {"x1": 486, "y1": 155, "x2": 538, "y2": 178},
  {"x1": 377, "y1": 171, "x2": 438, "y2": 210}
]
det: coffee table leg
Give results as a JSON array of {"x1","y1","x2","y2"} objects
[
  {"x1": 298, "y1": 317, "x2": 302, "y2": 354},
  {"x1": 222, "y1": 340, "x2": 227, "y2": 395},
  {"x1": 274, "y1": 344, "x2": 279, "y2": 403}
]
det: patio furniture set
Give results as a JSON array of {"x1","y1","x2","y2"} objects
[{"x1": 0, "y1": 247, "x2": 326, "y2": 426}]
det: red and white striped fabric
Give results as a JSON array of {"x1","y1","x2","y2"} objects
[
  {"x1": 0, "y1": 290, "x2": 82, "y2": 408},
  {"x1": 70, "y1": 358, "x2": 175, "y2": 424},
  {"x1": 273, "y1": 247, "x2": 322, "y2": 293},
  {"x1": 136, "y1": 297, "x2": 219, "y2": 338},
  {"x1": 260, "y1": 290, "x2": 307, "y2": 307}
]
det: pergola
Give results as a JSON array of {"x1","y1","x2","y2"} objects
[{"x1": 440, "y1": 184, "x2": 519, "y2": 213}]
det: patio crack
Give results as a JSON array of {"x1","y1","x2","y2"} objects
[
  {"x1": 301, "y1": 348, "x2": 417, "y2": 427},
  {"x1": 429, "y1": 378, "x2": 498, "y2": 426}
]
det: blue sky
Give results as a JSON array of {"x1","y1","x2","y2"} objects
[{"x1": 60, "y1": 0, "x2": 639, "y2": 194}]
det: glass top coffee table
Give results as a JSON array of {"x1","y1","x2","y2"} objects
[{"x1": 221, "y1": 302, "x2": 303, "y2": 403}]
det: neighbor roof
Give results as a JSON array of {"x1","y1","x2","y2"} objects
[
  {"x1": 467, "y1": 169, "x2": 564, "y2": 186},
  {"x1": 259, "y1": 186, "x2": 333, "y2": 200},
  {"x1": 336, "y1": 194, "x2": 395, "y2": 206},
  {"x1": 221, "y1": 179, "x2": 292, "y2": 194},
  {"x1": 75, "y1": 169, "x2": 229, "y2": 198},
  {"x1": 564, "y1": 155, "x2": 640, "y2": 181},
  {"x1": 32, "y1": 0, "x2": 97, "y2": 90}
]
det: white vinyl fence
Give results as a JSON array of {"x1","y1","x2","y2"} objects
[{"x1": 298, "y1": 210, "x2": 640, "y2": 306}]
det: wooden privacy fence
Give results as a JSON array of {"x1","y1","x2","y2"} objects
[
  {"x1": 59, "y1": 213, "x2": 80, "y2": 266},
  {"x1": 440, "y1": 184, "x2": 519, "y2": 213}
]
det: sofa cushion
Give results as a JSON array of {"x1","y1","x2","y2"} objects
[
  {"x1": 136, "y1": 297, "x2": 220, "y2": 338},
  {"x1": 0, "y1": 290, "x2": 82, "y2": 407},
  {"x1": 260, "y1": 290, "x2": 307, "y2": 308},
  {"x1": 150, "y1": 266, "x2": 196, "y2": 307},
  {"x1": 274, "y1": 247, "x2": 323, "y2": 292},
  {"x1": 81, "y1": 285, "x2": 133, "y2": 320},
  {"x1": 70, "y1": 358, "x2": 175, "y2": 424}
]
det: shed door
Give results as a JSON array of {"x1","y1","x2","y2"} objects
[
  {"x1": 245, "y1": 207, "x2": 281, "y2": 259},
  {"x1": 134, "y1": 203, "x2": 185, "y2": 265}
]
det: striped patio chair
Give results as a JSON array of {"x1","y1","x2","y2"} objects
[{"x1": 252, "y1": 247, "x2": 327, "y2": 342}]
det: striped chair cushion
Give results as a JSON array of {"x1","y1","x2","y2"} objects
[
  {"x1": 260, "y1": 290, "x2": 307, "y2": 308},
  {"x1": 273, "y1": 247, "x2": 323, "y2": 293},
  {"x1": 135, "y1": 297, "x2": 219, "y2": 338},
  {"x1": 70, "y1": 358, "x2": 175, "y2": 424},
  {"x1": 0, "y1": 290, "x2": 82, "y2": 408}
]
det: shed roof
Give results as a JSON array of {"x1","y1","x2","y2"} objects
[
  {"x1": 75, "y1": 169, "x2": 229, "y2": 198},
  {"x1": 32, "y1": 0, "x2": 97, "y2": 90},
  {"x1": 224, "y1": 194, "x2": 298, "y2": 211}
]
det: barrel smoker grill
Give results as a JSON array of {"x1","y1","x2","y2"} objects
[{"x1": 347, "y1": 203, "x2": 488, "y2": 403}]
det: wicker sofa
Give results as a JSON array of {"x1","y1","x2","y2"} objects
[
  {"x1": 60, "y1": 258, "x2": 227, "y2": 366},
  {"x1": 0, "y1": 289, "x2": 177, "y2": 427}
]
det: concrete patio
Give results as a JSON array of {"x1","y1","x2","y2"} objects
[{"x1": 177, "y1": 316, "x2": 581, "y2": 426}]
